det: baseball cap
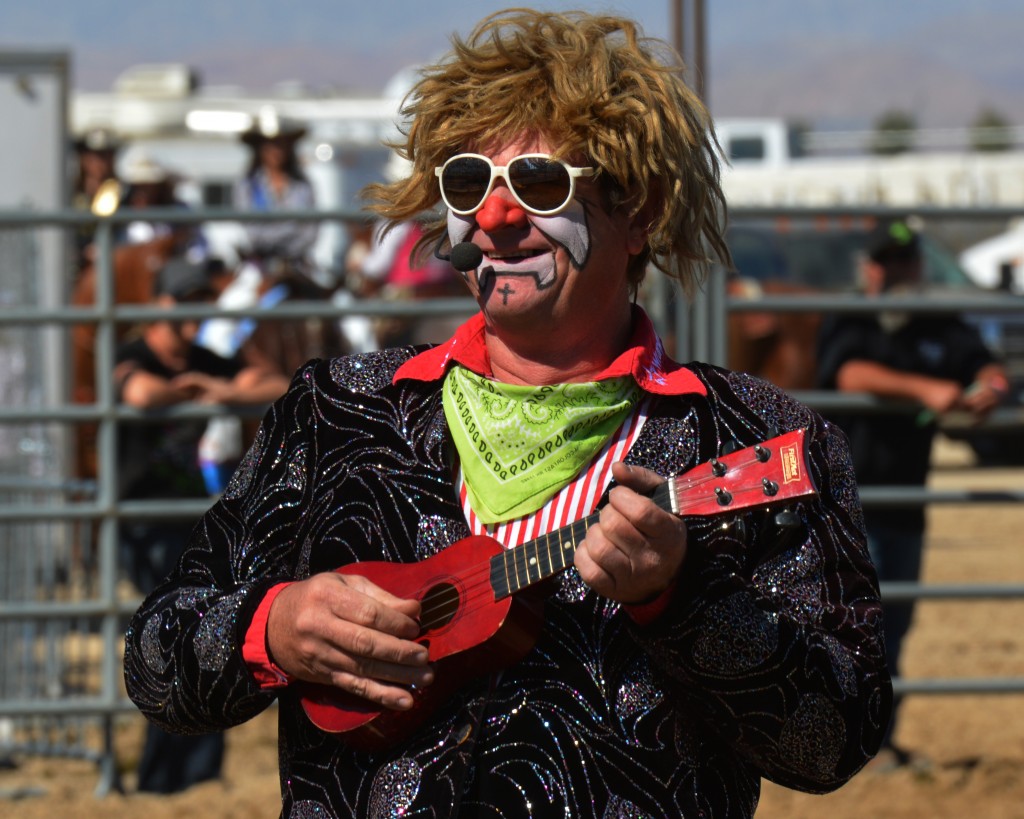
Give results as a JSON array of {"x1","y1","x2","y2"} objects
[{"x1": 867, "y1": 220, "x2": 921, "y2": 263}]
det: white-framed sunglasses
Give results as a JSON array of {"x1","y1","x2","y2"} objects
[{"x1": 434, "y1": 153, "x2": 595, "y2": 217}]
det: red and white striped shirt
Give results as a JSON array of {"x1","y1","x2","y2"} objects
[{"x1": 459, "y1": 399, "x2": 649, "y2": 547}]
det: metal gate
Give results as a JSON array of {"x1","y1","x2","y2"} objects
[{"x1": 0, "y1": 203, "x2": 1023, "y2": 797}]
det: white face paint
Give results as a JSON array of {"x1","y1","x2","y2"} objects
[
  {"x1": 441, "y1": 134, "x2": 637, "y2": 351},
  {"x1": 447, "y1": 201, "x2": 591, "y2": 294}
]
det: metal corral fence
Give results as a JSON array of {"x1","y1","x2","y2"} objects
[
  {"x1": 0, "y1": 205, "x2": 1022, "y2": 795},
  {"x1": 707, "y1": 204, "x2": 1024, "y2": 698}
]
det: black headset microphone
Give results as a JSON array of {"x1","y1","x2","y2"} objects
[{"x1": 449, "y1": 242, "x2": 484, "y2": 273}]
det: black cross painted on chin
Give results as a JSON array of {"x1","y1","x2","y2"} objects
[{"x1": 497, "y1": 283, "x2": 515, "y2": 304}]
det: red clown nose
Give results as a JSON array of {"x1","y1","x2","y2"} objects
[{"x1": 475, "y1": 195, "x2": 528, "y2": 231}]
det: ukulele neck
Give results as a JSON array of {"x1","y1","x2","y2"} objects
[
  {"x1": 483, "y1": 429, "x2": 814, "y2": 602},
  {"x1": 487, "y1": 482, "x2": 676, "y2": 600},
  {"x1": 487, "y1": 514, "x2": 588, "y2": 600}
]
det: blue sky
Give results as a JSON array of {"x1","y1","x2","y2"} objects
[
  {"x1": 1, "y1": 0, "x2": 1017, "y2": 87},
  {"x1": 3, "y1": 1, "x2": 1023, "y2": 126}
]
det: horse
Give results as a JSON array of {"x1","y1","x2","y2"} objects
[
  {"x1": 70, "y1": 235, "x2": 179, "y2": 481},
  {"x1": 726, "y1": 277, "x2": 823, "y2": 391}
]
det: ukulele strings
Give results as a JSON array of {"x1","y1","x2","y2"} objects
[
  {"x1": 414, "y1": 519, "x2": 591, "y2": 632},
  {"x1": 414, "y1": 453, "x2": 773, "y2": 632}
]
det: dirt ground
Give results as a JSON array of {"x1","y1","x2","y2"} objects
[{"x1": 3, "y1": 437, "x2": 1023, "y2": 818}]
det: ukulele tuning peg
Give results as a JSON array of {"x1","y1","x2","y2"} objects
[
  {"x1": 721, "y1": 439, "x2": 741, "y2": 455},
  {"x1": 715, "y1": 487, "x2": 733, "y2": 506},
  {"x1": 754, "y1": 445, "x2": 770, "y2": 462},
  {"x1": 710, "y1": 458, "x2": 728, "y2": 477},
  {"x1": 773, "y1": 509, "x2": 801, "y2": 528},
  {"x1": 761, "y1": 478, "x2": 779, "y2": 496}
]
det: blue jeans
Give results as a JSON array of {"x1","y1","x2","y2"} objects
[
  {"x1": 120, "y1": 520, "x2": 196, "y2": 596},
  {"x1": 864, "y1": 512, "x2": 924, "y2": 747}
]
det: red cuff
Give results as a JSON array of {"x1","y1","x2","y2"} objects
[
  {"x1": 243, "y1": 582, "x2": 296, "y2": 689},
  {"x1": 622, "y1": 580, "x2": 677, "y2": 626}
]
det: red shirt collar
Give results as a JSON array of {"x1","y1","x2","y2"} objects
[{"x1": 393, "y1": 307, "x2": 706, "y2": 397}]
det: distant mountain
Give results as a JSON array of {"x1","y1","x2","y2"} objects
[
  {"x1": 66, "y1": 39, "x2": 437, "y2": 97},
  {"x1": 709, "y1": 40, "x2": 1024, "y2": 130},
  {"x1": 706, "y1": 5, "x2": 1024, "y2": 128},
  {"x1": 69, "y1": 36, "x2": 1024, "y2": 133},
  {"x1": 10, "y1": 0, "x2": 1024, "y2": 130}
]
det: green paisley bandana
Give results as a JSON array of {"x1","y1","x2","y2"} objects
[{"x1": 442, "y1": 365, "x2": 640, "y2": 524}]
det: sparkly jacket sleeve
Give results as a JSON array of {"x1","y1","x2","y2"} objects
[
  {"x1": 629, "y1": 368, "x2": 892, "y2": 794},
  {"x1": 123, "y1": 363, "x2": 318, "y2": 734}
]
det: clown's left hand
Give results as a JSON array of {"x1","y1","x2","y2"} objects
[{"x1": 574, "y1": 462, "x2": 687, "y2": 604}]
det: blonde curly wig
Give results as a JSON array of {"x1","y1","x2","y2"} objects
[{"x1": 363, "y1": 8, "x2": 731, "y2": 296}]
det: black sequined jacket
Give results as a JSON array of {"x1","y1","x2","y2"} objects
[{"x1": 124, "y1": 347, "x2": 891, "y2": 818}]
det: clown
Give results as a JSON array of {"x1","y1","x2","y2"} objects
[{"x1": 125, "y1": 10, "x2": 891, "y2": 817}]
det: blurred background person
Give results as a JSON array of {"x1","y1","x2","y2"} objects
[
  {"x1": 115, "y1": 256, "x2": 288, "y2": 793},
  {"x1": 233, "y1": 106, "x2": 318, "y2": 275},
  {"x1": 70, "y1": 128, "x2": 123, "y2": 277},
  {"x1": 816, "y1": 218, "x2": 1009, "y2": 770},
  {"x1": 116, "y1": 255, "x2": 289, "y2": 602},
  {"x1": 198, "y1": 107, "x2": 344, "y2": 379},
  {"x1": 118, "y1": 150, "x2": 209, "y2": 260},
  {"x1": 70, "y1": 151, "x2": 208, "y2": 486}
]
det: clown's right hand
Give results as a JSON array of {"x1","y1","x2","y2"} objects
[{"x1": 266, "y1": 572, "x2": 433, "y2": 710}]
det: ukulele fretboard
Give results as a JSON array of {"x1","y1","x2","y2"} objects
[{"x1": 487, "y1": 481, "x2": 678, "y2": 600}]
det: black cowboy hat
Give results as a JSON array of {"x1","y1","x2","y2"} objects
[{"x1": 239, "y1": 107, "x2": 307, "y2": 146}]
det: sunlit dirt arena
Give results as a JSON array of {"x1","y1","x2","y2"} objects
[{"x1": 4, "y1": 436, "x2": 1024, "y2": 819}]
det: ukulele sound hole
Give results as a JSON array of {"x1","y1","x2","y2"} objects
[{"x1": 420, "y1": 582, "x2": 460, "y2": 634}]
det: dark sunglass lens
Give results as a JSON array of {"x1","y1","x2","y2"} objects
[
  {"x1": 441, "y1": 158, "x2": 492, "y2": 211},
  {"x1": 508, "y1": 157, "x2": 571, "y2": 211}
]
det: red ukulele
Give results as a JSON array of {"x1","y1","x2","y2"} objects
[{"x1": 299, "y1": 428, "x2": 816, "y2": 750}]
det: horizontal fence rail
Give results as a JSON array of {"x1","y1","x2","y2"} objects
[
  {"x1": 0, "y1": 204, "x2": 1021, "y2": 795},
  {"x1": 723, "y1": 205, "x2": 1024, "y2": 700}
]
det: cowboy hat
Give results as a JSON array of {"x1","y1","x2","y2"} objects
[
  {"x1": 73, "y1": 128, "x2": 121, "y2": 153},
  {"x1": 120, "y1": 152, "x2": 176, "y2": 185},
  {"x1": 240, "y1": 106, "x2": 307, "y2": 145}
]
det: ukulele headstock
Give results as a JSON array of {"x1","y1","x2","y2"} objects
[{"x1": 660, "y1": 428, "x2": 816, "y2": 517}]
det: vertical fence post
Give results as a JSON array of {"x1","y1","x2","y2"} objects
[{"x1": 91, "y1": 219, "x2": 124, "y2": 796}]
